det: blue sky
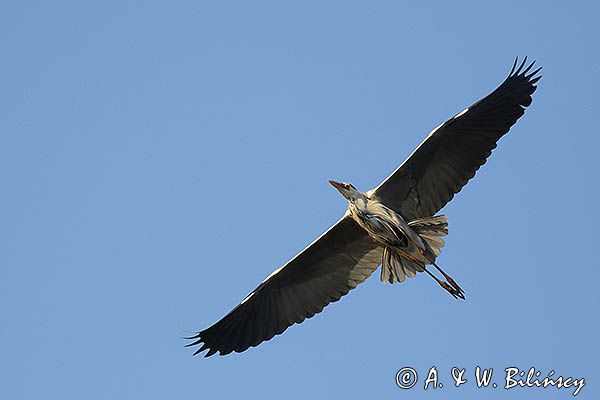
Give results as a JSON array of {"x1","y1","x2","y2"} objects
[{"x1": 1, "y1": 1, "x2": 598, "y2": 399}]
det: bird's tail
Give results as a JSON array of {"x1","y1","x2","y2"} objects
[
  {"x1": 380, "y1": 215, "x2": 449, "y2": 284},
  {"x1": 381, "y1": 247, "x2": 424, "y2": 283},
  {"x1": 408, "y1": 215, "x2": 448, "y2": 258}
]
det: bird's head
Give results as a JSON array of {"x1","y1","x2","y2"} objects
[{"x1": 329, "y1": 180, "x2": 362, "y2": 202}]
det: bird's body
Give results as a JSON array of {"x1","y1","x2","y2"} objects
[
  {"x1": 347, "y1": 191, "x2": 422, "y2": 251},
  {"x1": 332, "y1": 181, "x2": 453, "y2": 288},
  {"x1": 187, "y1": 58, "x2": 541, "y2": 357}
]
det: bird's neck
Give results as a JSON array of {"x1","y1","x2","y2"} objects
[{"x1": 348, "y1": 194, "x2": 370, "y2": 215}]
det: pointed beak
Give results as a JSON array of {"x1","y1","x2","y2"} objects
[{"x1": 328, "y1": 180, "x2": 344, "y2": 191}]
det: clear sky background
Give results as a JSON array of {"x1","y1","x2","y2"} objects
[{"x1": 1, "y1": 1, "x2": 598, "y2": 399}]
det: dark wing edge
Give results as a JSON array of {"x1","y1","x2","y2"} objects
[
  {"x1": 372, "y1": 57, "x2": 542, "y2": 220},
  {"x1": 185, "y1": 216, "x2": 382, "y2": 357}
]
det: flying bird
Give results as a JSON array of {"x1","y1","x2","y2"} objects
[{"x1": 186, "y1": 58, "x2": 541, "y2": 357}]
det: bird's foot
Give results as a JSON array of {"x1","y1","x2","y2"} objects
[
  {"x1": 424, "y1": 265, "x2": 465, "y2": 300},
  {"x1": 432, "y1": 262, "x2": 465, "y2": 300},
  {"x1": 439, "y1": 280, "x2": 464, "y2": 300},
  {"x1": 440, "y1": 281, "x2": 459, "y2": 299},
  {"x1": 444, "y1": 275, "x2": 465, "y2": 300}
]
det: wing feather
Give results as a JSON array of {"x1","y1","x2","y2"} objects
[
  {"x1": 186, "y1": 217, "x2": 383, "y2": 356},
  {"x1": 373, "y1": 58, "x2": 541, "y2": 219}
]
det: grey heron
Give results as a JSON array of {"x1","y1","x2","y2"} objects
[{"x1": 186, "y1": 58, "x2": 541, "y2": 357}]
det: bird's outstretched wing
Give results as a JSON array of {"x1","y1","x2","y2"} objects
[
  {"x1": 186, "y1": 216, "x2": 382, "y2": 357},
  {"x1": 372, "y1": 58, "x2": 542, "y2": 220}
]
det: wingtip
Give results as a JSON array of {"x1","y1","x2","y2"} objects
[
  {"x1": 191, "y1": 342, "x2": 211, "y2": 356},
  {"x1": 183, "y1": 331, "x2": 212, "y2": 357},
  {"x1": 509, "y1": 56, "x2": 519, "y2": 76},
  {"x1": 522, "y1": 59, "x2": 536, "y2": 75},
  {"x1": 204, "y1": 347, "x2": 218, "y2": 357},
  {"x1": 507, "y1": 57, "x2": 542, "y2": 86},
  {"x1": 517, "y1": 56, "x2": 528, "y2": 74},
  {"x1": 527, "y1": 66, "x2": 543, "y2": 81}
]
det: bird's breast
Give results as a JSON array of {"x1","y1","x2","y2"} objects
[{"x1": 349, "y1": 202, "x2": 399, "y2": 246}]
